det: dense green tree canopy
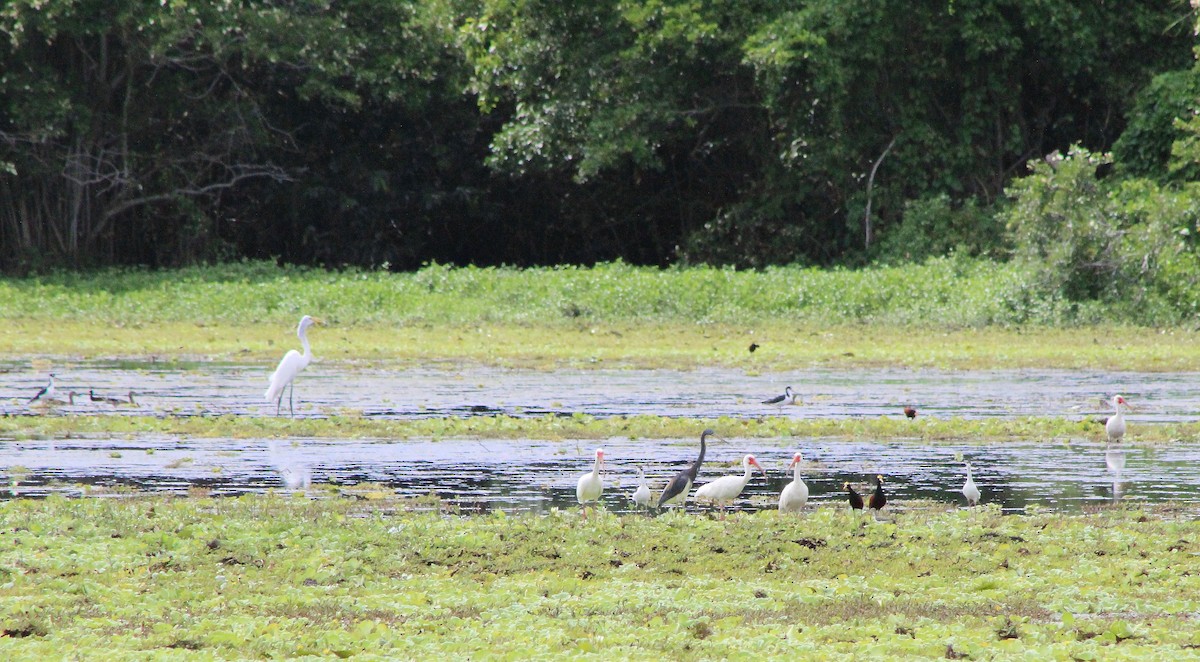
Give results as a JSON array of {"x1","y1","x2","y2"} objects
[{"x1": 0, "y1": 0, "x2": 1195, "y2": 272}]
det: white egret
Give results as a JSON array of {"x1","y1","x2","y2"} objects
[
  {"x1": 695, "y1": 454, "x2": 766, "y2": 518},
  {"x1": 779, "y1": 452, "x2": 809, "y2": 514},
  {"x1": 576, "y1": 448, "x2": 605, "y2": 518},
  {"x1": 962, "y1": 462, "x2": 980, "y2": 507},
  {"x1": 265, "y1": 315, "x2": 318, "y2": 417},
  {"x1": 632, "y1": 467, "x2": 652, "y2": 510}
]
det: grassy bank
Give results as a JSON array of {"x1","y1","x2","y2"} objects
[
  {"x1": 3, "y1": 260, "x2": 1199, "y2": 369},
  {"x1": 0, "y1": 412, "x2": 1195, "y2": 444},
  {"x1": 0, "y1": 496, "x2": 1197, "y2": 659}
]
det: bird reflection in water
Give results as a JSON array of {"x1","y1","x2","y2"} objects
[{"x1": 1105, "y1": 444, "x2": 1126, "y2": 504}]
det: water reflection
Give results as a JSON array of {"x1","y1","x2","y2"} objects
[{"x1": 2, "y1": 436, "x2": 1199, "y2": 514}]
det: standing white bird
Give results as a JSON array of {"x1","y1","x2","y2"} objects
[
  {"x1": 265, "y1": 315, "x2": 318, "y2": 417},
  {"x1": 1105, "y1": 395, "x2": 1130, "y2": 443},
  {"x1": 779, "y1": 452, "x2": 809, "y2": 514},
  {"x1": 962, "y1": 462, "x2": 980, "y2": 507},
  {"x1": 28, "y1": 373, "x2": 56, "y2": 404},
  {"x1": 695, "y1": 454, "x2": 766, "y2": 517},
  {"x1": 632, "y1": 466, "x2": 652, "y2": 510},
  {"x1": 576, "y1": 448, "x2": 604, "y2": 518}
]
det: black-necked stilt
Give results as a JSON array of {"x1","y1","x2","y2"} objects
[
  {"x1": 265, "y1": 315, "x2": 319, "y2": 417},
  {"x1": 28, "y1": 374, "x2": 56, "y2": 404},
  {"x1": 576, "y1": 448, "x2": 604, "y2": 518},
  {"x1": 657, "y1": 428, "x2": 714, "y2": 509},
  {"x1": 1105, "y1": 395, "x2": 1130, "y2": 443},
  {"x1": 762, "y1": 386, "x2": 798, "y2": 408},
  {"x1": 779, "y1": 452, "x2": 809, "y2": 514},
  {"x1": 869, "y1": 475, "x2": 887, "y2": 512},
  {"x1": 844, "y1": 481, "x2": 864, "y2": 510},
  {"x1": 962, "y1": 462, "x2": 980, "y2": 507},
  {"x1": 632, "y1": 467, "x2": 651, "y2": 510},
  {"x1": 695, "y1": 454, "x2": 766, "y2": 518}
]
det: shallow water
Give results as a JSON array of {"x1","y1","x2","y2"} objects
[
  {"x1": 2, "y1": 435, "x2": 1196, "y2": 515},
  {"x1": 1, "y1": 361, "x2": 1195, "y2": 422}
]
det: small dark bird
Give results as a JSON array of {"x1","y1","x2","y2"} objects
[
  {"x1": 904, "y1": 406, "x2": 917, "y2": 419},
  {"x1": 869, "y1": 475, "x2": 887, "y2": 511},
  {"x1": 90, "y1": 389, "x2": 126, "y2": 405},
  {"x1": 657, "y1": 428, "x2": 713, "y2": 509},
  {"x1": 844, "y1": 481, "x2": 864, "y2": 510},
  {"x1": 748, "y1": 343, "x2": 759, "y2": 353}
]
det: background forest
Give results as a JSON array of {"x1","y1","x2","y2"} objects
[{"x1": 3, "y1": 1, "x2": 1200, "y2": 310}]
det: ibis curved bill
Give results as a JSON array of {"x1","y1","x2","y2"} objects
[
  {"x1": 265, "y1": 315, "x2": 318, "y2": 417},
  {"x1": 1106, "y1": 395, "x2": 1130, "y2": 443},
  {"x1": 695, "y1": 454, "x2": 766, "y2": 517},
  {"x1": 778, "y1": 452, "x2": 809, "y2": 514},
  {"x1": 657, "y1": 429, "x2": 714, "y2": 509}
]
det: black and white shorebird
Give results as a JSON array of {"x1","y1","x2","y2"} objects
[
  {"x1": 762, "y1": 386, "x2": 799, "y2": 409},
  {"x1": 657, "y1": 428, "x2": 715, "y2": 509},
  {"x1": 28, "y1": 374, "x2": 56, "y2": 404}
]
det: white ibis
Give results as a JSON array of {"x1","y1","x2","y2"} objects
[
  {"x1": 694, "y1": 454, "x2": 766, "y2": 517},
  {"x1": 28, "y1": 373, "x2": 56, "y2": 404},
  {"x1": 657, "y1": 428, "x2": 714, "y2": 509},
  {"x1": 778, "y1": 452, "x2": 809, "y2": 514},
  {"x1": 869, "y1": 475, "x2": 887, "y2": 512},
  {"x1": 762, "y1": 386, "x2": 799, "y2": 408},
  {"x1": 1105, "y1": 395, "x2": 1130, "y2": 443},
  {"x1": 632, "y1": 467, "x2": 652, "y2": 510},
  {"x1": 962, "y1": 463, "x2": 980, "y2": 507},
  {"x1": 265, "y1": 315, "x2": 318, "y2": 417},
  {"x1": 844, "y1": 482, "x2": 864, "y2": 510},
  {"x1": 576, "y1": 448, "x2": 604, "y2": 518}
]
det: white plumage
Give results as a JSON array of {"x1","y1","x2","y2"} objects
[
  {"x1": 265, "y1": 315, "x2": 317, "y2": 417},
  {"x1": 695, "y1": 454, "x2": 766, "y2": 514},
  {"x1": 779, "y1": 452, "x2": 809, "y2": 514},
  {"x1": 1106, "y1": 394, "x2": 1129, "y2": 443},
  {"x1": 962, "y1": 462, "x2": 980, "y2": 507},
  {"x1": 632, "y1": 467, "x2": 652, "y2": 509},
  {"x1": 576, "y1": 448, "x2": 605, "y2": 514}
]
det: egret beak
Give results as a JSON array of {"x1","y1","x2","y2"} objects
[{"x1": 312, "y1": 317, "x2": 326, "y2": 325}]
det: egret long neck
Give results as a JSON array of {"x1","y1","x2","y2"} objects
[{"x1": 298, "y1": 325, "x2": 312, "y2": 360}]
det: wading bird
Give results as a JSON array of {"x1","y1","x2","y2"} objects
[
  {"x1": 778, "y1": 452, "x2": 809, "y2": 514},
  {"x1": 1105, "y1": 395, "x2": 1131, "y2": 443},
  {"x1": 869, "y1": 475, "x2": 887, "y2": 512},
  {"x1": 962, "y1": 462, "x2": 980, "y2": 507},
  {"x1": 632, "y1": 467, "x2": 652, "y2": 510},
  {"x1": 576, "y1": 448, "x2": 604, "y2": 518},
  {"x1": 89, "y1": 389, "x2": 126, "y2": 405},
  {"x1": 695, "y1": 454, "x2": 766, "y2": 518},
  {"x1": 28, "y1": 374, "x2": 56, "y2": 404},
  {"x1": 762, "y1": 386, "x2": 799, "y2": 408},
  {"x1": 265, "y1": 315, "x2": 318, "y2": 417},
  {"x1": 657, "y1": 428, "x2": 714, "y2": 509},
  {"x1": 845, "y1": 482, "x2": 864, "y2": 510},
  {"x1": 904, "y1": 406, "x2": 917, "y2": 419}
]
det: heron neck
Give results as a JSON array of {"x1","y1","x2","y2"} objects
[
  {"x1": 299, "y1": 327, "x2": 312, "y2": 359},
  {"x1": 689, "y1": 434, "x2": 707, "y2": 477}
]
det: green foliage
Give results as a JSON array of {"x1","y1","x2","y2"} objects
[
  {"x1": 0, "y1": 498, "x2": 1198, "y2": 658},
  {"x1": 1113, "y1": 69, "x2": 1200, "y2": 181},
  {"x1": 1005, "y1": 146, "x2": 1200, "y2": 323},
  {"x1": 874, "y1": 194, "x2": 1008, "y2": 263}
]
